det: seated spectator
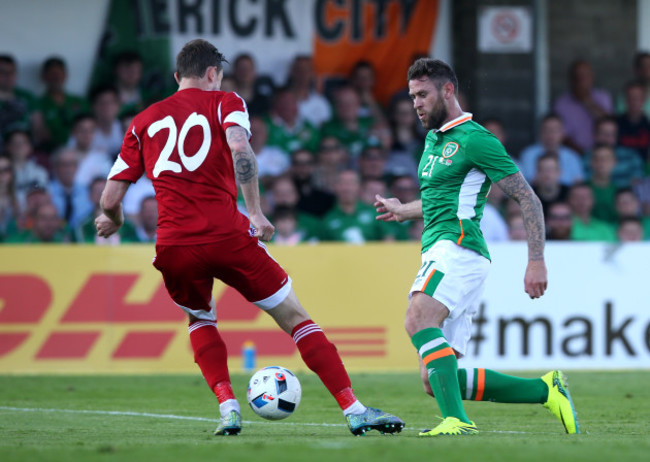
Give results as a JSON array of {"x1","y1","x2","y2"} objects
[
  {"x1": 113, "y1": 51, "x2": 147, "y2": 115},
  {"x1": 0, "y1": 154, "x2": 19, "y2": 240},
  {"x1": 567, "y1": 183, "x2": 616, "y2": 241},
  {"x1": 617, "y1": 216, "x2": 644, "y2": 242},
  {"x1": 358, "y1": 144, "x2": 387, "y2": 181},
  {"x1": 321, "y1": 85, "x2": 374, "y2": 160},
  {"x1": 614, "y1": 188, "x2": 650, "y2": 239},
  {"x1": 360, "y1": 178, "x2": 387, "y2": 206},
  {"x1": 519, "y1": 114, "x2": 584, "y2": 185},
  {"x1": 286, "y1": 55, "x2": 331, "y2": 127},
  {"x1": 349, "y1": 61, "x2": 386, "y2": 125},
  {"x1": 32, "y1": 56, "x2": 88, "y2": 152},
  {"x1": 89, "y1": 84, "x2": 124, "y2": 157},
  {"x1": 134, "y1": 196, "x2": 158, "y2": 243},
  {"x1": 554, "y1": 59, "x2": 613, "y2": 153},
  {"x1": 122, "y1": 175, "x2": 155, "y2": 223},
  {"x1": 545, "y1": 201, "x2": 573, "y2": 241},
  {"x1": 250, "y1": 115, "x2": 290, "y2": 181},
  {"x1": 388, "y1": 174, "x2": 419, "y2": 205},
  {"x1": 289, "y1": 149, "x2": 335, "y2": 217},
  {"x1": 386, "y1": 95, "x2": 423, "y2": 177},
  {"x1": 320, "y1": 170, "x2": 389, "y2": 243},
  {"x1": 232, "y1": 53, "x2": 274, "y2": 116},
  {"x1": 267, "y1": 175, "x2": 321, "y2": 241},
  {"x1": 617, "y1": 51, "x2": 650, "y2": 117},
  {"x1": 583, "y1": 116, "x2": 643, "y2": 188},
  {"x1": 67, "y1": 113, "x2": 113, "y2": 187},
  {"x1": 0, "y1": 55, "x2": 36, "y2": 140},
  {"x1": 616, "y1": 80, "x2": 650, "y2": 160},
  {"x1": 507, "y1": 214, "x2": 527, "y2": 241},
  {"x1": 48, "y1": 148, "x2": 92, "y2": 230},
  {"x1": 587, "y1": 145, "x2": 618, "y2": 223},
  {"x1": 75, "y1": 177, "x2": 138, "y2": 244},
  {"x1": 5, "y1": 129, "x2": 49, "y2": 208},
  {"x1": 311, "y1": 136, "x2": 348, "y2": 194},
  {"x1": 5, "y1": 202, "x2": 69, "y2": 243},
  {"x1": 531, "y1": 153, "x2": 570, "y2": 216},
  {"x1": 270, "y1": 206, "x2": 309, "y2": 245},
  {"x1": 265, "y1": 86, "x2": 319, "y2": 154}
]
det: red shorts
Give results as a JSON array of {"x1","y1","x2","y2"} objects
[{"x1": 153, "y1": 232, "x2": 290, "y2": 321}]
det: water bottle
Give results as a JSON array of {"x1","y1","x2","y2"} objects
[{"x1": 242, "y1": 341, "x2": 256, "y2": 372}]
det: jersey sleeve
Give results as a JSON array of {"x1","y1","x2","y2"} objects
[
  {"x1": 466, "y1": 130, "x2": 519, "y2": 183},
  {"x1": 107, "y1": 121, "x2": 145, "y2": 182},
  {"x1": 219, "y1": 91, "x2": 251, "y2": 138}
]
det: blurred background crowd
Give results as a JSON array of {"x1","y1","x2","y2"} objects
[{"x1": 1, "y1": 48, "x2": 650, "y2": 245}]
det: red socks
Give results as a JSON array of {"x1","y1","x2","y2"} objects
[
  {"x1": 291, "y1": 320, "x2": 356, "y2": 410},
  {"x1": 189, "y1": 320, "x2": 234, "y2": 402}
]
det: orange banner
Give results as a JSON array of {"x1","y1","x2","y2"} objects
[{"x1": 314, "y1": 0, "x2": 439, "y2": 104}]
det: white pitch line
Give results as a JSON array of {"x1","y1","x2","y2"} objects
[{"x1": 0, "y1": 406, "x2": 546, "y2": 434}]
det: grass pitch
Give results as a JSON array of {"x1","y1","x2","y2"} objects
[{"x1": 0, "y1": 371, "x2": 648, "y2": 462}]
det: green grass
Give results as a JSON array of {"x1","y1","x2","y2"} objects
[{"x1": 0, "y1": 371, "x2": 648, "y2": 462}]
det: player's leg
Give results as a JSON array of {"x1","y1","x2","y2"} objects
[{"x1": 153, "y1": 245, "x2": 241, "y2": 436}]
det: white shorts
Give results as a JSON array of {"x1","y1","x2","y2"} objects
[{"x1": 409, "y1": 239, "x2": 490, "y2": 356}]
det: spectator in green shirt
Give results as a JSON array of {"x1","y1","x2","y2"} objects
[
  {"x1": 0, "y1": 54, "x2": 36, "y2": 139},
  {"x1": 5, "y1": 203, "x2": 69, "y2": 243},
  {"x1": 617, "y1": 216, "x2": 644, "y2": 242},
  {"x1": 587, "y1": 144, "x2": 618, "y2": 223},
  {"x1": 568, "y1": 183, "x2": 616, "y2": 241},
  {"x1": 614, "y1": 188, "x2": 650, "y2": 239},
  {"x1": 267, "y1": 174, "x2": 321, "y2": 241},
  {"x1": 265, "y1": 86, "x2": 320, "y2": 154}
]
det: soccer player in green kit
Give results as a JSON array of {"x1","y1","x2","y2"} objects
[{"x1": 375, "y1": 58, "x2": 580, "y2": 436}]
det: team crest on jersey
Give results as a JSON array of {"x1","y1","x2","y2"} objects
[{"x1": 441, "y1": 142, "x2": 459, "y2": 158}]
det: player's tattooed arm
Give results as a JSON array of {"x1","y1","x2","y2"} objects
[
  {"x1": 226, "y1": 125, "x2": 257, "y2": 184},
  {"x1": 496, "y1": 172, "x2": 545, "y2": 261}
]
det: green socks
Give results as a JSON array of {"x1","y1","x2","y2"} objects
[
  {"x1": 412, "y1": 327, "x2": 470, "y2": 423},
  {"x1": 457, "y1": 368, "x2": 548, "y2": 403}
]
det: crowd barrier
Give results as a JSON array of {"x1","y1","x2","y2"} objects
[{"x1": 0, "y1": 242, "x2": 648, "y2": 373}]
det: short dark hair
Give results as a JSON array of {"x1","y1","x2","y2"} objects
[
  {"x1": 407, "y1": 58, "x2": 458, "y2": 92},
  {"x1": 41, "y1": 56, "x2": 66, "y2": 75},
  {"x1": 0, "y1": 55, "x2": 16, "y2": 66},
  {"x1": 114, "y1": 50, "x2": 143, "y2": 67},
  {"x1": 89, "y1": 84, "x2": 119, "y2": 104},
  {"x1": 633, "y1": 51, "x2": 650, "y2": 70},
  {"x1": 176, "y1": 39, "x2": 228, "y2": 79}
]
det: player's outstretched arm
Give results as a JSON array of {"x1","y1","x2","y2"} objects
[
  {"x1": 496, "y1": 171, "x2": 548, "y2": 299},
  {"x1": 226, "y1": 125, "x2": 274, "y2": 241},
  {"x1": 96, "y1": 179, "x2": 130, "y2": 238},
  {"x1": 374, "y1": 195, "x2": 423, "y2": 222}
]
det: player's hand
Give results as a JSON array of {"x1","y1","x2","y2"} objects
[
  {"x1": 249, "y1": 212, "x2": 275, "y2": 242},
  {"x1": 374, "y1": 194, "x2": 403, "y2": 222},
  {"x1": 95, "y1": 213, "x2": 122, "y2": 238},
  {"x1": 524, "y1": 260, "x2": 548, "y2": 299}
]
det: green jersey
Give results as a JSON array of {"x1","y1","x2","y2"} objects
[{"x1": 418, "y1": 114, "x2": 518, "y2": 260}]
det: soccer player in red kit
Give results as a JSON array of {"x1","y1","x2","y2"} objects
[{"x1": 95, "y1": 39, "x2": 404, "y2": 436}]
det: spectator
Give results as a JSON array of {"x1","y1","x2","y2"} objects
[
  {"x1": 48, "y1": 147, "x2": 92, "y2": 230},
  {"x1": 0, "y1": 54, "x2": 36, "y2": 139},
  {"x1": 67, "y1": 113, "x2": 113, "y2": 187},
  {"x1": 519, "y1": 114, "x2": 584, "y2": 185},
  {"x1": 250, "y1": 115, "x2": 290, "y2": 181},
  {"x1": 5, "y1": 129, "x2": 49, "y2": 208},
  {"x1": 5, "y1": 202, "x2": 68, "y2": 243},
  {"x1": 349, "y1": 61, "x2": 386, "y2": 125},
  {"x1": 507, "y1": 214, "x2": 527, "y2": 241},
  {"x1": 617, "y1": 51, "x2": 650, "y2": 117},
  {"x1": 311, "y1": 136, "x2": 348, "y2": 194},
  {"x1": 320, "y1": 170, "x2": 388, "y2": 243},
  {"x1": 531, "y1": 153, "x2": 570, "y2": 216},
  {"x1": 617, "y1": 216, "x2": 644, "y2": 242},
  {"x1": 289, "y1": 149, "x2": 335, "y2": 217},
  {"x1": 32, "y1": 56, "x2": 88, "y2": 152},
  {"x1": 321, "y1": 85, "x2": 374, "y2": 160},
  {"x1": 267, "y1": 174, "x2": 321, "y2": 241},
  {"x1": 265, "y1": 86, "x2": 319, "y2": 154},
  {"x1": 75, "y1": 177, "x2": 138, "y2": 244},
  {"x1": 286, "y1": 55, "x2": 331, "y2": 127},
  {"x1": 583, "y1": 116, "x2": 643, "y2": 188},
  {"x1": 554, "y1": 59, "x2": 613, "y2": 153},
  {"x1": 113, "y1": 51, "x2": 147, "y2": 115},
  {"x1": 270, "y1": 205, "x2": 308, "y2": 245},
  {"x1": 567, "y1": 183, "x2": 616, "y2": 241},
  {"x1": 89, "y1": 84, "x2": 124, "y2": 157},
  {"x1": 545, "y1": 201, "x2": 573, "y2": 241},
  {"x1": 385, "y1": 95, "x2": 422, "y2": 178},
  {"x1": 587, "y1": 145, "x2": 618, "y2": 223},
  {"x1": 388, "y1": 175, "x2": 419, "y2": 205},
  {"x1": 614, "y1": 188, "x2": 650, "y2": 239},
  {"x1": 231, "y1": 53, "x2": 274, "y2": 116},
  {"x1": 0, "y1": 154, "x2": 19, "y2": 240},
  {"x1": 358, "y1": 144, "x2": 387, "y2": 181},
  {"x1": 122, "y1": 175, "x2": 155, "y2": 223},
  {"x1": 616, "y1": 80, "x2": 650, "y2": 160},
  {"x1": 360, "y1": 178, "x2": 387, "y2": 206},
  {"x1": 134, "y1": 196, "x2": 157, "y2": 243}
]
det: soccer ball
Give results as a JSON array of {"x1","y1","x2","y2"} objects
[{"x1": 247, "y1": 366, "x2": 301, "y2": 420}]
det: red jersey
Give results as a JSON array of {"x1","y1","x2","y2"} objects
[{"x1": 109, "y1": 88, "x2": 251, "y2": 245}]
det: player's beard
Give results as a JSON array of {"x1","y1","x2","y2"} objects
[{"x1": 421, "y1": 96, "x2": 448, "y2": 130}]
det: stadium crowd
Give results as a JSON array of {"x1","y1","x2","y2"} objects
[{"x1": 1, "y1": 50, "x2": 650, "y2": 245}]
